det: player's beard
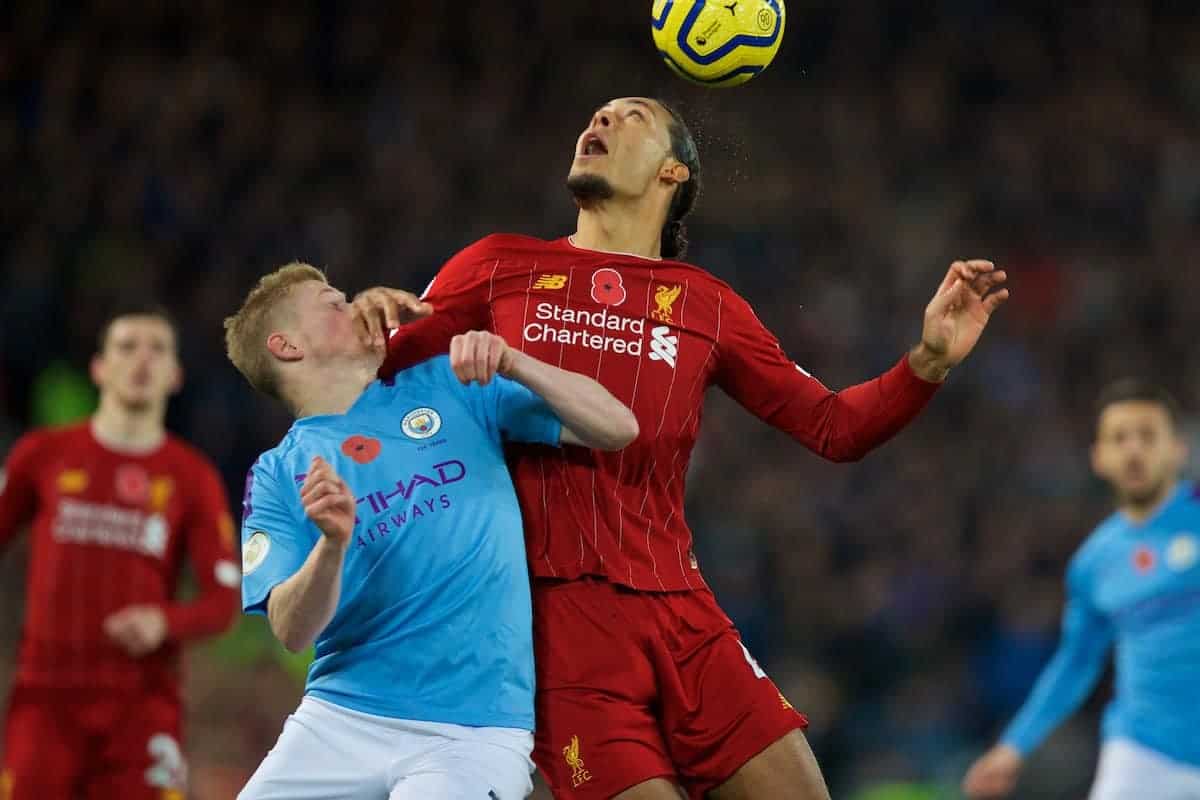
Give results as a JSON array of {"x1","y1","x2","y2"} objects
[
  {"x1": 567, "y1": 173, "x2": 615, "y2": 208},
  {"x1": 1118, "y1": 470, "x2": 1174, "y2": 512}
]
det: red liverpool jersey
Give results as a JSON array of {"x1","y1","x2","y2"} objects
[
  {"x1": 383, "y1": 234, "x2": 940, "y2": 591},
  {"x1": 0, "y1": 422, "x2": 238, "y2": 691}
]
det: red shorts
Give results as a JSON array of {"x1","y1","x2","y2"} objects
[
  {"x1": 2, "y1": 686, "x2": 184, "y2": 800},
  {"x1": 531, "y1": 578, "x2": 807, "y2": 799}
]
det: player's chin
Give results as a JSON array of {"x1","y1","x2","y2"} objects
[{"x1": 117, "y1": 389, "x2": 157, "y2": 410}]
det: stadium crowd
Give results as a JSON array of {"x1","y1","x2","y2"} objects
[{"x1": 1, "y1": 2, "x2": 1198, "y2": 797}]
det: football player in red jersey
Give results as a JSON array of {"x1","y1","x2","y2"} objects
[
  {"x1": 352, "y1": 97, "x2": 1009, "y2": 799},
  {"x1": 0, "y1": 307, "x2": 239, "y2": 800}
]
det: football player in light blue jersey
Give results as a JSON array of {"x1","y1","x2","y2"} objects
[
  {"x1": 964, "y1": 380, "x2": 1200, "y2": 800},
  {"x1": 222, "y1": 263, "x2": 638, "y2": 800}
]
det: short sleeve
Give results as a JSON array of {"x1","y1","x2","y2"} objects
[
  {"x1": 239, "y1": 457, "x2": 316, "y2": 615},
  {"x1": 489, "y1": 376, "x2": 562, "y2": 446},
  {"x1": 445, "y1": 356, "x2": 561, "y2": 447}
]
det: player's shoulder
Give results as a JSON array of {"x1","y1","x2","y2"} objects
[
  {"x1": 1071, "y1": 512, "x2": 1127, "y2": 576},
  {"x1": 654, "y1": 258, "x2": 756, "y2": 310},
  {"x1": 385, "y1": 355, "x2": 476, "y2": 407},
  {"x1": 453, "y1": 233, "x2": 554, "y2": 262},
  {"x1": 6, "y1": 422, "x2": 88, "y2": 460},
  {"x1": 1179, "y1": 481, "x2": 1200, "y2": 513}
]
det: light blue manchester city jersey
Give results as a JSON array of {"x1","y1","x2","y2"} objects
[
  {"x1": 239, "y1": 355, "x2": 561, "y2": 730},
  {"x1": 1004, "y1": 482, "x2": 1200, "y2": 766}
]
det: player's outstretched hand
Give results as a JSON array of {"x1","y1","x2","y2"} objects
[
  {"x1": 914, "y1": 260, "x2": 1009, "y2": 380},
  {"x1": 450, "y1": 330, "x2": 517, "y2": 386},
  {"x1": 962, "y1": 744, "x2": 1023, "y2": 798},
  {"x1": 350, "y1": 287, "x2": 433, "y2": 349},
  {"x1": 301, "y1": 456, "x2": 355, "y2": 546},
  {"x1": 103, "y1": 605, "x2": 168, "y2": 658}
]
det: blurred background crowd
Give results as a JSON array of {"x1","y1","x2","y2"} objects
[{"x1": 2, "y1": 1, "x2": 1198, "y2": 797}]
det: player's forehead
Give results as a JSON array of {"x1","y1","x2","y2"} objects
[
  {"x1": 1098, "y1": 402, "x2": 1173, "y2": 433},
  {"x1": 105, "y1": 315, "x2": 175, "y2": 347}
]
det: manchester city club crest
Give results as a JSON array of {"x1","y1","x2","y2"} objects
[
  {"x1": 242, "y1": 531, "x2": 271, "y2": 575},
  {"x1": 401, "y1": 407, "x2": 442, "y2": 440},
  {"x1": 1167, "y1": 533, "x2": 1198, "y2": 572}
]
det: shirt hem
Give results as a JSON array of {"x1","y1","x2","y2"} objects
[{"x1": 306, "y1": 688, "x2": 534, "y2": 731}]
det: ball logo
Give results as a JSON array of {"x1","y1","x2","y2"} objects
[
  {"x1": 1167, "y1": 534, "x2": 1198, "y2": 572},
  {"x1": 757, "y1": 8, "x2": 774, "y2": 30},
  {"x1": 402, "y1": 407, "x2": 442, "y2": 440},
  {"x1": 242, "y1": 531, "x2": 271, "y2": 575},
  {"x1": 591, "y1": 268, "x2": 627, "y2": 306}
]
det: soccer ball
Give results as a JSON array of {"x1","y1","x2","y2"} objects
[{"x1": 651, "y1": 0, "x2": 786, "y2": 88}]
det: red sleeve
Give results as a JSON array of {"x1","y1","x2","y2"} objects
[
  {"x1": 0, "y1": 432, "x2": 45, "y2": 551},
  {"x1": 378, "y1": 237, "x2": 497, "y2": 378},
  {"x1": 163, "y1": 458, "x2": 239, "y2": 641},
  {"x1": 713, "y1": 289, "x2": 940, "y2": 463}
]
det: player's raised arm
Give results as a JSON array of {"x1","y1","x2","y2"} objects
[
  {"x1": 962, "y1": 561, "x2": 1114, "y2": 799},
  {"x1": 450, "y1": 330, "x2": 638, "y2": 451},
  {"x1": 714, "y1": 260, "x2": 1008, "y2": 462}
]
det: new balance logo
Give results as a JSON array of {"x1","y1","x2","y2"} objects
[
  {"x1": 648, "y1": 325, "x2": 678, "y2": 368},
  {"x1": 533, "y1": 274, "x2": 568, "y2": 290}
]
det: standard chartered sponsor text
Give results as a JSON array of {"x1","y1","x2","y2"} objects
[{"x1": 524, "y1": 302, "x2": 645, "y2": 356}]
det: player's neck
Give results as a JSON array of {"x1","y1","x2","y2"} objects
[
  {"x1": 91, "y1": 398, "x2": 166, "y2": 454},
  {"x1": 573, "y1": 204, "x2": 663, "y2": 260},
  {"x1": 291, "y1": 361, "x2": 377, "y2": 419},
  {"x1": 1120, "y1": 479, "x2": 1180, "y2": 523}
]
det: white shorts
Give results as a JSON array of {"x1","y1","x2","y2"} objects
[
  {"x1": 239, "y1": 696, "x2": 534, "y2": 800},
  {"x1": 1090, "y1": 738, "x2": 1200, "y2": 800}
]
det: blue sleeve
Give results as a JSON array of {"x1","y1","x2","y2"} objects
[
  {"x1": 488, "y1": 375, "x2": 562, "y2": 445},
  {"x1": 239, "y1": 457, "x2": 317, "y2": 616},
  {"x1": 430, "y1": 355, "x2": 561, "y2": 445},
  {"x1": 1001, "y1": 557, "x2": 1114, "y2": 755}
]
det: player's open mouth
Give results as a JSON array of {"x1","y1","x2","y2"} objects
[{"x1": 580, "y1": 134, "x2": 608, "y2": 157}]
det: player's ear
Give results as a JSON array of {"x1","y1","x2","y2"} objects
[
  {"x1": 659, "y1": 160, "x2": 690, "y2": 186},
  {"x1": 169, "y1": 363, "x2": 185, "y2": 396},
  {"x1": 1089, "y1": 440, "x2": 1106, "y2": 480},
  {"x1": 1173, "y1": 432, "x2": 1189, "y2": 471},
  {"x1": 266, "y1": 332, "x2": 303, "y2": 363},
  {"x1": 89, "y1": 353, "x2": 106, "y2": 388}
]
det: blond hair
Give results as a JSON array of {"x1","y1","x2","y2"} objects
[{"x1": 224, "y1": 262, "x2": 326, "y2": 400}]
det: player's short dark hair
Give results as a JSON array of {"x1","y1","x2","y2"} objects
[
  {"x1": 656, "y1": 100, "x2": 701, "y2": 260},
  {"x1": 1095, "y1": 379, "x2": 1181, "y2": 426},
  {"x1": 98, "y1": 303, "x2": 178, "y2": 353}
]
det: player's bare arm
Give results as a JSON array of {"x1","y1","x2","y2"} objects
[
  {"x1": 450, "y1": 330, "x2": 639, "y2": 451},
  {"x1": 909, "y1": 259, "x2": 1010, "y2": 382},
  {"x1": 266, "y1": 456, "x2": 354, "y2": 652},
  {"x1": 963, "y1": 744, "x2": 1023, "y2": 798}
]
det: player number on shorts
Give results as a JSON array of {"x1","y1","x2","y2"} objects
[
  {"x1": 740, "y1": 641, "x2": 767, "y2": 679},
  {"x1": 144, "y1": 733, "x2": 187, "y2": 792}
]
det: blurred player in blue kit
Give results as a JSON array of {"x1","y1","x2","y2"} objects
[
  {"x1": 964, "y1": 380, "x2": 1200, "y2": 800},
  {"x1": 221, "y1": 263, "x2": 637, "y2": 800}
]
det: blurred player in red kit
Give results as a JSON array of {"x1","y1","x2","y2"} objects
[
  {"x1": 354, "y1": 98, "x2": 1009, "y2": 799},
  {"x1": 0, "y1": 308, "x2": 240, "y2": 800}
]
